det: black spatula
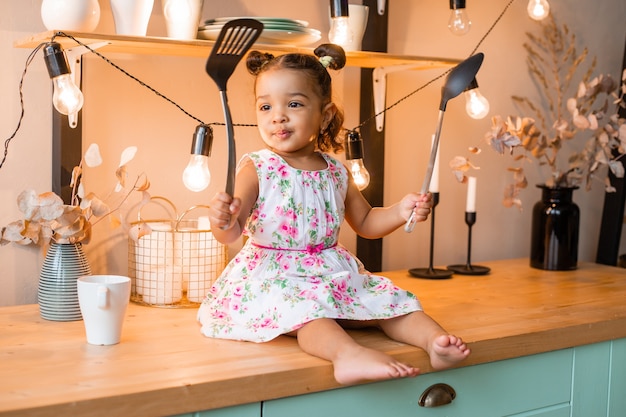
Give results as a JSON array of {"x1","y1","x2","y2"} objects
[
  {"x1": 404, "y1": 52, "x2": 484, "y2": 233},
  {"x1": 205, "y1": 18, "x2": 263, "y2": 198}
]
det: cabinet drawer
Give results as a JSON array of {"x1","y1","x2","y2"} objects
[
  {"x1": 263, "y1": 349, "x2": 573, "y2": 417},
  {"x1": 509, "y1": 405, "x2": 570, "y2": 417}
]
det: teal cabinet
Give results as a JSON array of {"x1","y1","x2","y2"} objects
[
  {"x1": 263, "y1": 349, "x2": 572, "y2": 417},
  {"x1": 263, "y1": 339, "x2": 625, "y2": 417},
  {"x1": 570, "y1": 338, "x2": 626, "y2": 417},
  {"x1": 175, "y1": 338, "x2": 626, "y2": 417},
  {"x1": 609, "y1": 338, "x2": 626, "y2": 416},
  {"x1": 571, "y1": 341, "x2": 611, "y2": 416}
]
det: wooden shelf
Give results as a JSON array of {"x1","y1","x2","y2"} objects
[{"x1": 15, "y1": 30, "x2": 460, "y2": 70}]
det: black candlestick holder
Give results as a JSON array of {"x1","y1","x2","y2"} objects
[
  {"x1": 447, "y1": 211, "x2": 490, "y2": 275},
  {"x1": 409, "y1": 193, "x2": 454, "y2": 279}
]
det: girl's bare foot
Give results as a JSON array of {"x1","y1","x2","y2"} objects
[
  {"x1": 428, "y1": 334, "x2": 470, "y2": 370},
  {"x1": 333, "y1": 345, "x2": 420, "y2": 385}
]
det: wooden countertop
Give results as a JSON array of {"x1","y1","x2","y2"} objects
[{"x1": 2, "y1": 259, "x2": 626, "y2": 416}]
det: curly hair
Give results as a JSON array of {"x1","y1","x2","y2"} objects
[{"x1": 246, "y1": 44, "x2": 347, "y2": 153}]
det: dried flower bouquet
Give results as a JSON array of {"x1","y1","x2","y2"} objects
[
  {"x1": 1, "y1": 144, "x2": 150, "y2": 247},
  {"x1": 452, "y1": 15, "x2": 626, "y2": 209}
]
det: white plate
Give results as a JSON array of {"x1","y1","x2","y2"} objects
[
  {"x1": 204, "y1": 17, "x2": 308, "y2": 27},
  {"x1": 198, "y1": 27, "x2": 321, "y2": 46},
  {"x1": 201, "y1": 22, "x2": 308, "y2": 31}
]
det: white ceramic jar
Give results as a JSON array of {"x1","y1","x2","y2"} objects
[
  {"x1": 40, "y1": 0, "x2": 101, "y2": 32},
  {"x1": 110, "y1": 0, "x2": 154, "y2": 36}
]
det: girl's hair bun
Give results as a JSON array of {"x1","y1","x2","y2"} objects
[
  {"x1": 246, "y1": 50, "x2": 276, "y2": 75},
  {"x1": 314, "y1": 44, "x2": 347, "y2": 70}
]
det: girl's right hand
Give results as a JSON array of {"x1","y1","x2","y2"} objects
[
  {"x1": 209, "y1": 192, "x2": 241, "y2": 230},
  {"x1": 404, "y1": 192, "x2": 432, "y2": 223}
]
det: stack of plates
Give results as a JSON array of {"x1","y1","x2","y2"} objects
[
  {"x1": 38, "y1": 243, "x2": 92, "y2": 322},
  {"x1": 198, "y1": 17, "x2": 322, "y2": 46}
]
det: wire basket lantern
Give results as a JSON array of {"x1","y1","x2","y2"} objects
[{"x1": 128, "y1": 197, "x2": 227, "y2": 307}]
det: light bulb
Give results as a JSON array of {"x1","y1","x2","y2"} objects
[
  {"x1": 448, "y1": 0, "x2": 471, "y2": 36},
  {"x1": 345, "y1": 130, "x2": 370, "y2": 190},
  {"x1": 328, "y1": 0, "x2": 353, "y2": 47},
  {"x1": 329, "y1": 16, "x2": 353, "y2": 47},
  {"x1": 464, "y1": 79, "x2": 490, "y2": 119},
  {"x1": 43, "y1": 42, "x2": 84, "y2": 116},
  {"x1": 465, "y1": 89, "x2": 490, "y2": 119},
  {"x1": 349, "y1": 159, "x2": 370, "y2": 190},
  {"x1": 464, "y1": 78, "x2": 489, "y2": 119},
  {"x1": 527, "y1": 0, "x2": 550, "y2": 21},
  {"x1": 183, "y1": 154, "x2": 211, "y2": 192},
  {"x1": 183, "y1": 125, "x2": 213, "y2": 192},
  {"x1": 51, "y1": 74, "x2": 84, "y2": 116}
]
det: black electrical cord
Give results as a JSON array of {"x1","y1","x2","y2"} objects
[
  {"x1": 87, "y1": 0, "x2": 518, "y2": 133},
  {"x1": 0, "y1": 42, "x2": 46, "y2": 170},
  {"x1": 1, "y1": 0, "x2": 517, "y2": 170},
  {"x1": 50, "y1": 32, "x2": 208, "y2": 126},
  {"x1": 355, "y1": 0, "x2": 518, "y2": 132},
  {"x1": 51, "y1": 31, "x2": 258, "y2": 130}
]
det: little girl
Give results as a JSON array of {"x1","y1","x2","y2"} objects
[{"x1": 198, "y1": 44, "x2": 470, "y2": 385}]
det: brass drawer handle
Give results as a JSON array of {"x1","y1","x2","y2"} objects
[{"x1": 418, "y1": 383, "x2": 456, "y2": 407}]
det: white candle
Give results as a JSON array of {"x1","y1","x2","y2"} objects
[
  {"x1": 466, "y1": 176, "x2": 477, "y2": 212},
  {"x1": 143, "y1": 265, "x2": 183, "y2": 305},
  {"x1": 429, "y1": 134, "x2": 440, "y2": 193}
]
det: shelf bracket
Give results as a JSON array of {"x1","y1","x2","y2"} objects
[
  {"x1": 377, "y1": 0, "x2": 386, "y2": 15},
  {"x1": 373, "y1": 63, "x2": 421, "y2": 132},
  {"x1": 65, "y1": 41, "x2": 110, "y2": 128}
]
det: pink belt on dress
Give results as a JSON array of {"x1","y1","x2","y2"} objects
[{"x1": 251, "y1": 242, "x2": 337, "y2": 255}]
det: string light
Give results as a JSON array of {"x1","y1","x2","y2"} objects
[
  {"x1": 329, "y1": 0, "x2": 354, "y2": 48},
  {"x1": 345, "y1": 131, "x2": 370, "y2": 190},
  {"x1": 448, "y1": 0, "x2": 472, "y2": 36},
  {"x1": 527, "y1": 0, "x2": 550, "y2": 21},
  {"x1": 182, "y1": 125, "x2": 212, "y2": 192},
  {"x1": 43, "y1": 42, "x2": 84, "y2": 116},
  {"x1": 464, "y1": 78, "x2": 490, "y2": 119},
  {"x1": 3, "y1": 0, "x2": 517, "y2": 173}
]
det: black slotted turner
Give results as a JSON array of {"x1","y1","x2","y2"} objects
[{"x1": 206, "y1": 19, "x2": 263, "y2": 202}]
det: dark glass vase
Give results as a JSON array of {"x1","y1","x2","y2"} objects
[{"x1": 530, "y1": 185, "x2": 580, "y2": 270}]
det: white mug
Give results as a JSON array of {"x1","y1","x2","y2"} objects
[
  {"x1": 77, "y1": 275, "x2": 131, "y2": 345},
  {"x1": 162, "y1": 0, "x2": 204, "y2": 40}
]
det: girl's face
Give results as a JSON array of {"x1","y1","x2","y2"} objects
[{"x1": 254, "y1": 68, "x2": 334, "y2": 158}]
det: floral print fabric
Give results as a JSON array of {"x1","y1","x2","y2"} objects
[{"x1": 197, "y1": 149, "x2": 422, "y2": 342}]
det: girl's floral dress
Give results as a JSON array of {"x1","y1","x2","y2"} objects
[{"x1": 197, "y1": 149, "x2": 422, "y2": 342}]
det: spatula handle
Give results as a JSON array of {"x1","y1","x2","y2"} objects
[
  {"x1": 221, "y1": 91, "x2": 236, "y2": 196},
  {"x1": 220, "y1": 90, "x2": 236, "y2": 230},
  {"x1": 405, "y1": 110, "x2": 444, "y2": 233}
]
